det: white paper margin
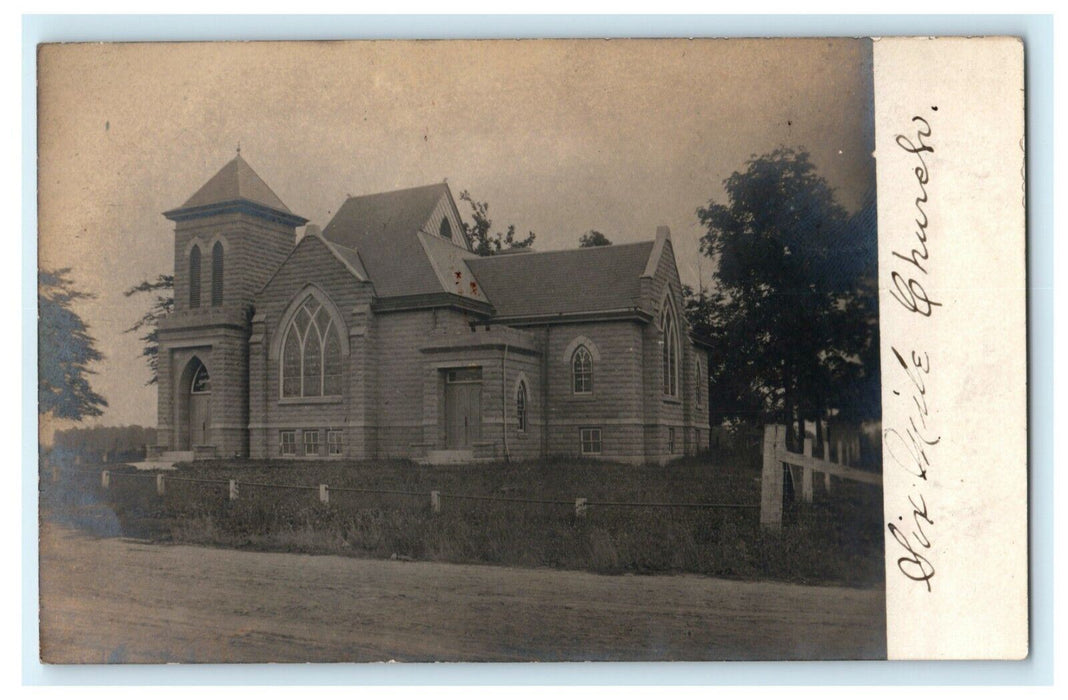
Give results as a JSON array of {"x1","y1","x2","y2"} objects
[{"x1": 874, "y1": 36, "x2": 1028, "y2": 660}]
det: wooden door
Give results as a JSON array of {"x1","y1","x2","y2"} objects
[
  {"x1": 445, "y1": 382, "x2": 481, "y2": 448},
  {"x1": 190, "y1": 393, "x2": 211, "y2": 447}
]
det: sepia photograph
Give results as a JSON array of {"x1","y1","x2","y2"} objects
[{"x1": 38, "y1": 37, "x2": 889, "y2": 663}]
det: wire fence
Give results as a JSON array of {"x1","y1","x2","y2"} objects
[{"x1": 99, "y1": 469, "x2": 761, "y2": 517}]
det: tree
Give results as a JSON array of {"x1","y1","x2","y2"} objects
[
  {"x1": 123, "y1": 274, "x2": 173, "y2": 385},
  {"x1": 579, "y1": 230, "x2": 612, "y2": 247},
  {"x1": 458, "y1": 190, "x2": 535, "y2": 255},
  {"x1": 694, "y1": 148, "x2": 876, "y2": 448},
  {"x1": 38, "y1": 268, "x2": 107, "y2": 420}
]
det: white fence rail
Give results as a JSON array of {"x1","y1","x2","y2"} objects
[{"x1": 760, "y1": 424, "x2": 881, "y2": 531}]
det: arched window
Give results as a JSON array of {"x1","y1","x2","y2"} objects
[
  {"x1": 191, "y1": 362, "x2": 210, "y2": 393},
  {"x1": 280, "y1": 296, "x2": 343, "y2": 398},
  {"x1": 662, "y1": 300, "x2": 679, "y2": 396},
  {"x1": 439, "y1": 217, "x2": 453, "y2": 240},
  {"x1": 516, "y1": 381, "x2": 527, "y2": 432},
  {"x1": 572, "y1": 345, "x2": 593, "y2": 394},
  {"x1": 189, "y1": 245, "x2": 202, "y2": 309},
  {"x1": 211, "y1": 241, "x2": 224, "y2": 306},
  {"x1": 695, "y1": 360, "x2": 702, "y2": 406}
]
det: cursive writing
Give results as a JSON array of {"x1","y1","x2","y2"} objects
[
  {"x1": 885, "y1": 108, "x2": 941, "y2": 591},
  {"x1": 888, "y1": 492, "x2": 936, "y2": 591},
  {"x1": 889, "y1": 114, "x2": 942, "y2": 317}
]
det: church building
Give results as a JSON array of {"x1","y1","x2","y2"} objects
[{"x1": 153, "y1": 155, "x2": 709, "y2": 465}]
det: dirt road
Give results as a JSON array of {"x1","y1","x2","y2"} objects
[{"x1": 39, "y1": 523, "x2": 885, "y2": 663}]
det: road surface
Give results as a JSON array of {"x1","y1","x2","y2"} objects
[{"x1": 39, "y1": 522, "x2": 886, "y2": 663}]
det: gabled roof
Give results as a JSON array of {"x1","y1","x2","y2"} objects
[
  {"x1": 318, "y1": 236, "x2": 370, "y2": 282},
  {"x1": 466, "y1": 242, "x2": 656, "y2": 320},
  {"x1": 179, "y1": 154, "x2": 293, "y2": 213},
  {"x1": 417, "y1": 231, "x2": 487, "y2": 303},
  {"x1": 322, "y1": 183, "x2": 467, "y2": 299}
]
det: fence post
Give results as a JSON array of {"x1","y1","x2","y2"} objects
[
  {"x1": 802, "y1": 437, "x2": 814, "y2": 503},
  {"x1": 101, "y1": 470, "x2": 110, "y2": 489},
  {"x1": 824, "y1": 471, "x2": 832, "y2": 493},
  {"x1": 760, "y1": 425, "x2": 782, "y2": 532},
  {"x1": 430, "y1": 491, "x2": 441, "y2": 513},
  {"x1": 229, "y1": 479, "x2": 239, "y2": 501},
  {"x1": 156, "y1": 474, "x2": 165, "y2": 496},
  {"x1": 319, "y1": 484, "x2": 329, "y2": 504},
  {"x1": 574, "y1": 497, "x2": 588, "y2": 518}
]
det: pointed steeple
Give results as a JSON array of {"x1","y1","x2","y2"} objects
[{"x1": 164, "y1": 154, "x2": 307, "y2": 226}]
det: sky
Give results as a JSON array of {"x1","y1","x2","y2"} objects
[{"x1": 37, "y1": 38, "x2": 875, "y2": 428}]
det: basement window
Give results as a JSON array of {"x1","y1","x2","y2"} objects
[
  {"x1": 327, "y1": 429, "x2": 344, "y2": 456},
  {"x1": 279, "y1": 430, "x2": 297, "y2": 456},
  {"x1": 303, "y1": 429, "x2": 321, "y2": 457},
  {"x1": 580, "y1": 428, "x2": 602, "y2": 455}
]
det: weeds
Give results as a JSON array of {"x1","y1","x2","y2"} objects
[{"x1": 45, "y1": 454, "x2": 884, "y2": 587}]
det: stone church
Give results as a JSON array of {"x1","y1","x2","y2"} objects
[{"x1": 153, "y1": 155, "x2": 709, "y2": 464}]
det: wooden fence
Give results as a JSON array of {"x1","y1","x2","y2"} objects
[{"x1": 759, "y1": 424, "x2": 881, "y2": 531}]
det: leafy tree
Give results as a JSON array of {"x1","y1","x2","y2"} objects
[
  {"x1": 123, "y1": 274, "x2": 173, "y2": 385},
  {"x1": 579, "y1": 230, "x2": 612, "y2": 247},
  {"x1": 38, "y1": 268, "x2": 107, "y2": 420},
  {"x1": 683, "y1": 283, "x2": 765, "y2": 429},
  {"x1": 459, "y1": 190, "x2": 535, "y2": 255},
  {"x1": 693, "y1": 148, "x2": 876, "y2": 448}
]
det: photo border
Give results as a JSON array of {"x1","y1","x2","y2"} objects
[{"x1": 20, "y1": 13, "x2": 1054, "y2": 686}]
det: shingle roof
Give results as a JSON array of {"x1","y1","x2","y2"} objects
[
  {"x1": 179, "y1": 154, "x2": 293, "y2": 213},
  {"x1": 322, "y1": 183, "x2": 458, "y2": 298},
  {"x1": 466, "y1": 242, "x2": 656, "y2": 319}
]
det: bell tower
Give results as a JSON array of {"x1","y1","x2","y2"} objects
[{"x1": 154, "y1": 154, "x2": 308, "y2": 459}]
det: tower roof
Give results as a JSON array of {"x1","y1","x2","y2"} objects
[{"x1": 164, "y1": 154, "x2": 307, "y2": 225}]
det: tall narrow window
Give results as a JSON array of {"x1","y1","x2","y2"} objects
[
  {"x1": 695, "y1": 361, "x2": 702, "y2": 406},
  {"x1": 662, "y1": 301, "x2": 679, "y2": 396},
  {"x1": 211, "y1": 241, "x2": 224, "y2": 306},
  {"x1": 572, "y1": 346, "x2": 593, "y2": 394},
  {"x1": 516, "y1": 381, "x2": 527, "y2": 432},
  {"x1": 280, "y1": 295, "x2": 344, "y2": 398},
  {"x1": 439, "y1": 217, "x2": 453, "y2": 240},
  {"x1": 189, "y1": 245, "x2": 202, "y2": 309}
]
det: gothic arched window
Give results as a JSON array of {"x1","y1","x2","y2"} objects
[
  {"x1": 439, "y1": 217, "x2": 453, "y2": 240},
  {"x1": 662, "y1": 300, "x2": 679, "y2": 397},
  {"x1": 280, "y1": 296, "x2": 343, "y2": 398},
  {"x1": 189, "y1": 245, "x2": 202, "y2": 309},
  {"x1": 695, "y1": 359, "x2": 702, "y2": 406},
  {"x1": 516, "y1": 381, "x2": 528, "y2": 432},
  {"x1": 572, "y1": 345, "x2": 593, "y2": 394},
  {"x1": 191, "y1": 362, "x2": 211, "y2": 393},
  {"x1": 211, "y1": 241, "x2": 224, "y2": 306}
]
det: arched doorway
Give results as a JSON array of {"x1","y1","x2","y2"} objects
[{"x1": 180, "y1": 357, "x2": 212, "y2": 449}]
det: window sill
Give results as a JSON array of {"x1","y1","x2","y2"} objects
[
  {"x1": 278, "y1": 396, "x2": 344, "y2": 405},
  {"x1": 569, "y1": 393, "x2": 597, "y2": 401},
  {"x1": 661, "y1": 396, "x2": 682, "y2": 405}
]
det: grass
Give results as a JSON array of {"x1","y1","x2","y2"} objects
[{"x1": 43, "y1": 453, "x2": 885, "y2": 588}]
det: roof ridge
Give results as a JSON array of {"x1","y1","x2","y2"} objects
[
  {"x1": 342, "y1": 181, "x2": 447, "y2": 202},
  {"x1": 468, "y1": 240, "x2": 655, "y2": 263}
]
